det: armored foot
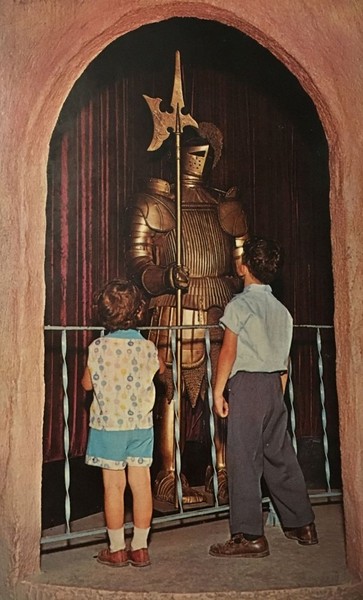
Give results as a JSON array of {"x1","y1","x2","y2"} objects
[
  {"x1": 205, "y1": 465, "x2": 229, "y2": 503},
  {"x1": 154, "y1": 470, "x2": 205, "y2": 504}
]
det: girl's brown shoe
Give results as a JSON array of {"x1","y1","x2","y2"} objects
[
  {"x1": 97, "y1": 547, "x2": 129, "y2": 567},
  {"x1": 129, "y1": 547, "x2": 151, "y2": 567}
]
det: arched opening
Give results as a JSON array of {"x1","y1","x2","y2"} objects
[{"x1": 43, "y1": 13, "x2": 337, "y2": 548}]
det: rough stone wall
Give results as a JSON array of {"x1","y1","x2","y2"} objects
[{"x1": 0, "y1": 0, "x2": 362, "y2": 596}]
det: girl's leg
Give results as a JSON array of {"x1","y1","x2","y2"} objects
[
  {"x1": 99, "y1": 468, "x2": 128, "y2": 558},
  {"x1": 102, "y1": 468, "x2": 126, "y2": 530},
  {"x1": 128, "y1": 465, "x2": 152, "y2": 560},
  {"x1": 127, "y1": 466, "x2": 153, "y2": 529}
]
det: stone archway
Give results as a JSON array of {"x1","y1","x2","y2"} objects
[{"x1": 1, "y1": 2, "x2": 363, "y2": 596}]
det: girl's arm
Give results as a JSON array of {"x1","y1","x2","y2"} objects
[{"x1": 81, "y1": 366, "x2": 93, "y2": 391}]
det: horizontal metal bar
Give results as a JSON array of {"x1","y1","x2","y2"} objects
[
  {"x1": 41, "y1": 505, "x2": 230, "y2": 545},
  {"x1": 44, "y1": 323, "x2": 334, "y2": 332},
  {"x1": 40, "y1": 490, "x2": 341, "y2": 546},
  {"x1": 293, "y1": 324, "x2": 333, "y2": 329}
]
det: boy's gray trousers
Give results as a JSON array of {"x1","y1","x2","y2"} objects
[{"x1": 227, "y1": 371, "x2": 315, "y2": 536}]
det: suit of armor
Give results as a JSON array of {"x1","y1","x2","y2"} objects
[{"x1": 127, "y1": 134, "x2": 248, "y2": 503}]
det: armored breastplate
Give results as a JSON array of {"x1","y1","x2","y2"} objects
[{"x1": 151, "y1": 188, "x2": 241, "y2": 310}]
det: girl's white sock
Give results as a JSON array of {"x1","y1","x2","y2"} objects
[
  {"x1": 131, "y1": 526, "x2": 150, "y2": 550},
  {"x1": 107, "y1": 526, "x2": 125, "y2": 552}
]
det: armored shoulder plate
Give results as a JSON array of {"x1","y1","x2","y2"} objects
[
  {"x1": 133, "y1": 179, "x2": 175, "y2": 232},
  {"x1": 218, "y1": 189, "x2": 248, "y2": 237},
  {"x1": 144, "y1": 177, "x2": 173, "y2": 197}
]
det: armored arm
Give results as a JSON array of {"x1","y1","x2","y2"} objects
[
  {"x1": 127, "y1": 186, "x2": 189, "y2": 296},
  {"x1": 218, "y1": 187, "x2": 249, "y2": 272}
]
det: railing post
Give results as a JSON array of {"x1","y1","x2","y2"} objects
[
  {"x1": 316, "y1": 327, "x2": 332, "y2": 493},
  {"x1": 287, "y1": 358, "x2": 298, "y2": 454},
  {"x1": 61, "y1": 329, "x2": 71, "y2": 535},
  {"x1": 171, "y1": 328, "x2": 184, "y2": 511},
  {"x1": 205, "y1": 328, "x2": 219, "y2": 506}
]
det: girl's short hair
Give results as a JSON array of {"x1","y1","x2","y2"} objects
[
  {"x1": 95, "y1": 279, "x2": 147, "y2": 331},
  {"x1": 242, "y1": 236, "x2": 283, "y2": 284}
]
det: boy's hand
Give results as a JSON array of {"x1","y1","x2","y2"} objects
[{"x1": 213, "y1": 393, "x2": 229, "y2": 418}]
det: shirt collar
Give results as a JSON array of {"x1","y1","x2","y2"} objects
[{"x1": 243, "y1": 283, "x2": 272, "y2": 293}]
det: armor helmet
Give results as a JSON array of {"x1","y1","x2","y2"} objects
[
  {"x1": 181, "y1": 122, "x2": 223, "y2": 180},
  {"x1": 182, "y1": 141, "x2": 211, "y2": 178}
]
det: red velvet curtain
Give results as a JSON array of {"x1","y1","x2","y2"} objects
[
  {"x1": 44, "y1": 83, "x2": 131, "y2": 460},
  {"x1": 44, "y1": 19, "x2": 335, "y2": 463}
]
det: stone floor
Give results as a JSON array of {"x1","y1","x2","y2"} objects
[{"x1": 19, "y1": 501, "x2": 363, "y2": 599}]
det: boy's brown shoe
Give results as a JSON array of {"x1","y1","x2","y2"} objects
[
  {"x1": 97, "y1": 547, "x2": 129, "y2": 567},
  {"x1": 284, "y1": 522, "x2": 318, "y2": 545},
  {"x1": 129, "y1": 547, "x2": 151, "y2": 567},
  {"x1": 209, "y1": 534, "x2": 269, "y2": 558}
]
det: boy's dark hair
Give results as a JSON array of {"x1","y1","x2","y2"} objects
[
  {"x1": 95, "y1": 279, "x2": 147, "y2": 331},
  {"x1": 242, "y1": 236, "x2": 283, "y2": 284}
]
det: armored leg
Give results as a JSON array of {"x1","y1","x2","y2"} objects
[{"x1": 153, "y1": 367, "x2": 205, "y2": 504}]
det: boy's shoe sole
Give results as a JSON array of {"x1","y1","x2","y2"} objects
[
  {"x1": 284, "y1": 523, "x2": 318, "y2": 545},
  {"x1": 209, "y1": 534, "x2": 269, "y2": 558}
]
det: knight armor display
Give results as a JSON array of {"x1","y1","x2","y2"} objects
[{"x1": 127, "y1": 124, "x2": 248, "y2": 503}]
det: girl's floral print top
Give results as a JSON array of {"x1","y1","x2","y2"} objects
[{"x1": 87, "y1": 330, "x2": 160, "y2": 431}]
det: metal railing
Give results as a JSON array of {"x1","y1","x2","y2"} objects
[{"x1": 41, "y1": 323, "x2": 341, "y2": 546}]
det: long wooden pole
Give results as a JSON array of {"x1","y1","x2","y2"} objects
[{"x1": 143, "y1": 51, "x2": 198, "y2": 505}]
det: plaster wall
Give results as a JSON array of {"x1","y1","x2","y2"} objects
[{"x1": 0, "y1": 0, "x2": 362, "y2": 596}]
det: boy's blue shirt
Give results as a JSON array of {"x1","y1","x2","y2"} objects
[{"x1": 220, "y1": 283, "x2": 293, "y2": 376}]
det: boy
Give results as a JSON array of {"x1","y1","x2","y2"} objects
[
  {"x1": 209, "y1": 236, "x2": 317, "y2": 558},
  {"x1": 81, "y1": 279, "x2": 165, "y2": 567}
]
